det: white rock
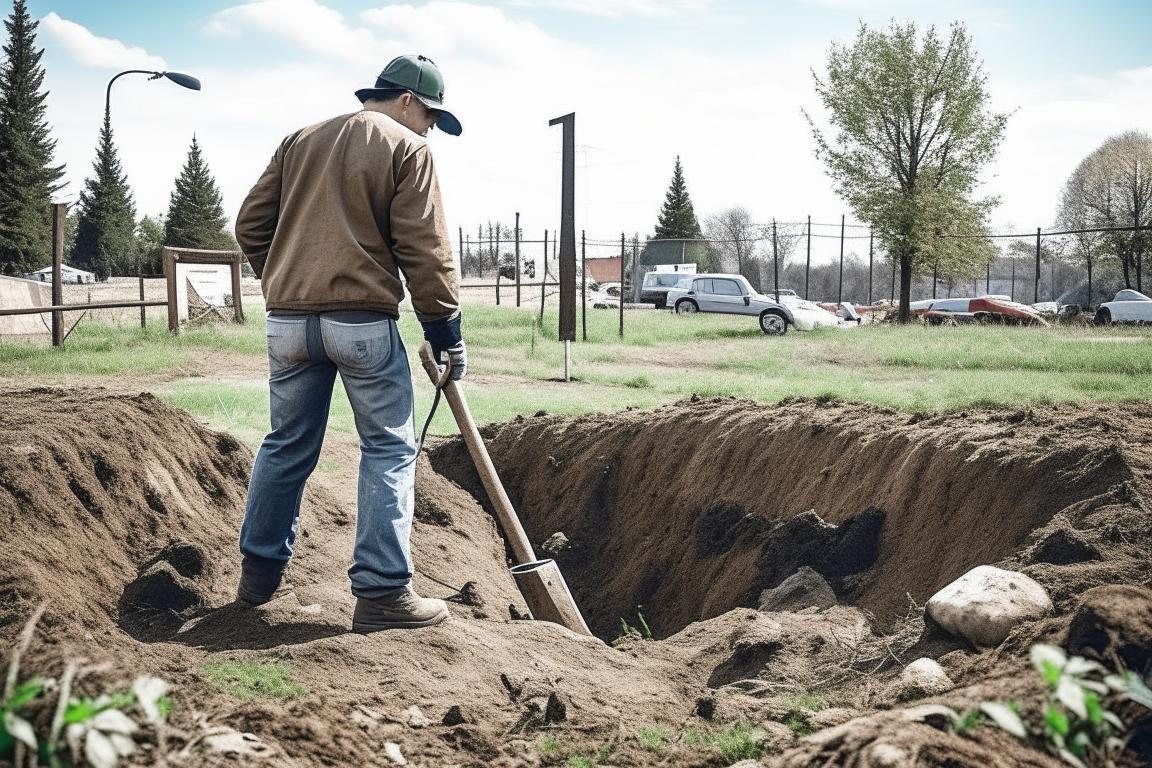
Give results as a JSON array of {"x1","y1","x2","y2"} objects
[
  {"x1": 895, "y1": 658, "x2": 953, "y2": 700},
  {"x1": 926, "y1": 566, "x2": 1052, "y2": 648},
  {"x1": 402, "y1": 705, "x2": 431, "y2": 728},
  {"x1": 384, "y1": 742, "x2": 407, "y2": 765}
]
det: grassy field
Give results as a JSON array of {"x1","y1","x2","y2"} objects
[{"x1": 3, "y1": 303, "x2": 1151, "y2": 445}]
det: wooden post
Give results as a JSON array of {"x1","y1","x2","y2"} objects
[
  {"x1": 618, "y1": 232, "x2": 625, "y2": 338},
  {"x1": 539, "y1": 230, "x2": 548, "y2": 324},
  {"x1": 495, "y1": 224, "x2": 501, "y2": 295},
  {"x1": 986, "y1": 260, "x2": 991, "y2": 296},
  {"x1": 51, "y1": 203, "x2": 65, "y2": 346},
  {"x1": 932, "y1": 263, "x2": 938, "y2": 299},
  {"x1": 805, "y1": 215, "x2": 812, "y2": 300},
  {"x1": 549, "y1": 112, "x2": 576, "y2": 347},
  {"x1": 1010, "y1": 257, "x2": 1016, "y2": 302},
  {"x1": 165, "y1": 248, "x2": 179, "y2": 333},
  {"x1": 837, "y1": 214, "x2": 845, "y2": 304},
  {"x1": 139, "y1": 275, "x2": 146, "y2": 328},
  {"x1": 514, "y1": 212, "x2": 521, "y2": 307},
  {"x1": 1087, "y1": 252, "x2": 1094, "y2": 311},
  {"x1": 230, "y1": 251, "x2": 244, "y2": 324}
]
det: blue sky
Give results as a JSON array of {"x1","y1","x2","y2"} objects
[{"x1": 17, "y1": 0, "x2": 1152, "y2": 263}]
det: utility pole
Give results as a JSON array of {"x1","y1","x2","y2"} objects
[
  {"x1": 618, "y1": 233, "x2": 625, "y2": 338},
  {"x1": 867, "y1": 228, "x2": 874, "y2": 305},
  {"x1": 805, "y1": 215, "x2": 811, "y2": 300},
  {"x1": 837, "y1": 214, "x2": 845, "y2": 304},
  {"x1": 515, "y1": 212, "x2": 521, "y2": 307},
  {"x1": 1034, "y1": 227, "x2": 1041, "y2": 304},
  {"x1": 772, "y1": 219, "x2": 780, "y2": 303}
]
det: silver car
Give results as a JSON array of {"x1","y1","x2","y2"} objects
[{"x1": 664, "y1": 273, "x2": 795, "y2": 334}]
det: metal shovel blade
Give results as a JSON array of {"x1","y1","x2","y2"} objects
[{"x1": 511, "y1": 559, "x2": 592, "y2": 636}]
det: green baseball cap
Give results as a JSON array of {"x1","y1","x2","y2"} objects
[{"x1": 355, "y1": 54, "x2": 462, "y2": 136}]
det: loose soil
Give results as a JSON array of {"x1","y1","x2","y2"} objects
[{"x1": 2, "y1": 389, "x2": 1151, "y2": 767}]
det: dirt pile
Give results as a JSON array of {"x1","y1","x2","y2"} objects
[
  {"x1": 2, "y1": 389, "x2": 1151, "y2": 767},
  {"x1": 429, "y1": 397, "x2": 1152, "y2": 640}
]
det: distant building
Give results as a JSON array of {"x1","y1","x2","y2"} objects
[{"x1": 24, "y1": 265, "x2": 96, "y2": 284}]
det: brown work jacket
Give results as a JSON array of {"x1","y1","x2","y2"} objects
[{"x1": 235, "y1": 110, "x2": 459, "y2": 322}]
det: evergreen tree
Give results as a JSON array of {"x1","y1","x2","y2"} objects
[
  {"x1": 164, "y1": 135, "x2": 231, "y2": 249},
  {"x1": 653, "y1": 156, "x2": 702, "y2": 239},
  {"x1": 0, "y1": 0, "x2": 65, "y2": 275},
  {"x1": 71, "y1": 111, "x2": 138, "y2": 279}
]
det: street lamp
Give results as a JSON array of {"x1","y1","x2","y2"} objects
[{"x1": 105, "y1": 69, "x2": 201, "y2": 117}]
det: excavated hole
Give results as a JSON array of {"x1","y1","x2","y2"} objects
[{"x1": 430, "y1": 405, "x2": 1131, "y2": 642}]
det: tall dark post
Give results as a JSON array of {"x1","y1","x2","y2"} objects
[
  {"x1": 1034, "y1": 227, "x2": 1042, "y2": 303},
  {"x1": 632, "y1": 238, "x2": 640, "y2": 304},
  {"x1": 986, "y1": 260, "x2": 991, "y2": 295},
  {"x1": 867, "y1": 228, "x2": 874, "y2": 305},
  {"x1": 477, "y1": 224, "x2": 482, "y2": 271},
  {"x1": 805, "y1": 215, "x2": 812, "y2": 300},
  {"x1": 1011, "y1": 258, "x2": 1016, "y2": 302},
  {"x1": 772, "y1": 219, "x2": 780, "y2": 303},
  {"x1": 1087, "y1": 253, "x2": 1094, "y2": 311},
  {"x1": 890, "y1": 253, "x2": 896, "y2": 303},
  {"x1": 51, "y1": 203, "x2": 66, "y2": 347},
  {"x1": 837, "y1": 214, "x2": 845, "y2": 303},
  {"x1": 139, "y1": 272, "x2": 146, "y2": 328},
  {"x1": 932, "y1": 263, "x2": 939, "y2": 299},
  {"x1": 495, "y1": 224, "x2": 501, "y2": 284},
  {"x1": 618, "y1": 233, "x2": 625, "y2": 338},
  {"x1": 549, "y1": 113, "x2": 577, "y2": 350},
  {"x1": 458, "y1": 226, "x2": 464, "y2": 277},
  {"x1": 580, "y1": 230, "x2": 587, "y2": 342},
  {"x1": 515, "y1": 212, "x2": 521, "y2": 307},
  {"x1": 1137, "y1": 209, "x2": 1144, "y2": 292}
]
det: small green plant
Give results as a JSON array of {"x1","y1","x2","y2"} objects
[
  {"x1": 681, "y1": 726, "x2": 705, "y2": 747},
  {"x1": 539, "y1": 734, "x2": 560, "y2": 757},
  {"x1": 617, "y1": 608, "x2": 654, "y2": 640},
  {"x1": 785, "y1": 710, "x2": 812, "y2": 737},
  {"x1": 201, "y1": 660, "x2": 306, "y2": 700},
  {"x1": 636, "y1": 725, "x2": 669, "y2": 752},
  {"x1": 566, "y1": 756, "x2": 594, "y2": 768},
  {"x1": 712, "y1": 724, "x2": 762, "y2": 761}
]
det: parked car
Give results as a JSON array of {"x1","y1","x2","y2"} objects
[
  {"x1": 640, "y1": 271, "x2": 697, "y2": 308},
  {"x1": 1094, "y1": 289, "x2": 1152, "y2": 325},
  {"x1": 664, "y1": 273, "x2": 838, "y2": 334},
  {"x1": 908, "y1": 296, "x2": 1049, "y2": 326}
]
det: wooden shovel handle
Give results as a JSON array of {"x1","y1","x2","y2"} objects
[{"x1": 418, "y1": 342, "x2": 537, "y2": 565}]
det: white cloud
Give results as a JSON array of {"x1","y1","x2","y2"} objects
[
  {"x1": 204, "y1": 0, "x2": 378, "y2": 66},
  {"x1": 40, "y1": 12, "x2": 166, "y2": 70},
  {"x1": 508, "y1": 0, "x2": 714, "y2": 18}
]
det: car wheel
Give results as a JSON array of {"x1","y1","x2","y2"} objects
[
  {"x1": 759, "y1": 311, "x2": 788, "y2": 335},
  {"x1": 675, "y1": 300, "x2": 698, "y2": 315},
  {"x1": 1093, "y1": 307, "x2": 1112, "y2": 326}
]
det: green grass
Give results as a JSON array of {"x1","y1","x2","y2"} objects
[
  {"x1": 201, "y1": 660, "x2": 307, "y2": 700},
  {"x1": 712, "y1": 724, "x2": 763, "y2": 761},
  {"x1": 635, "y1": 725, "x2": 669, "y2": 752},
  {"x1": 538, "y1": 735, "x2": 560, "y2": 758},
  {"x1": 5, "y1": 304, "x2": 1152, "y2": 438}
]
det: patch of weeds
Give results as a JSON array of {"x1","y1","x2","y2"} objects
[
  {"x1": 618, "y1": 608, "x2": 654, "y2": 640},
  {"x1": 538, "y1": 734, "x2": 560, "y2": 758},
  {"x1": 681, "y1": 726, "x2": 705, "y2": 747},
  {"x1": 713, "y1": 724, "x2": 762, "y2": 761},
  {"x1": 784, "y1": 692, "x2": 826, "y2": 712},
  {"x1": 785, "y1": 710, "x2": 812, "y2": 737},
  {"x1": 201, "y1": 660, "x2": 306, "y2": 700},
  {"x1": 622, "y1": 373, "x2": 650, "y2": 389},
  {"x1": 566, "y1": 756, "x2": 594, "y2": 768},
  {"x1": 636, "y1": 725, "x2": 669, "y2": 752}
]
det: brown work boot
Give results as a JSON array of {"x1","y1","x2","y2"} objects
[{"x1": 352, "y1": 586, "x2": 449, "y2": 633}]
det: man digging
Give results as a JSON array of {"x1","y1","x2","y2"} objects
[{"x1": 232, "y1": 55, "x2": 466, "y2": 633}]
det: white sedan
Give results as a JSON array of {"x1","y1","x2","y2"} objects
[{"x1": 1094, "y1": 289, "x2": 1152, "y2": 325}]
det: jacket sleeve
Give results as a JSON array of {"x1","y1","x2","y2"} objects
[
  {"x1": 389, "y1": 144, "x2": 460, "y2": 323},
  {"x1": 234, "y1": 138, "x2": 288, "y2": 278}
]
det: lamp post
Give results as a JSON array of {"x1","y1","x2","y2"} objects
[
  {"x1": 105, "y1": 69, "x2": 201, "y2": 118},
  {"x1": 104, "y1": 70, "x2": 200, "y2": 326}
]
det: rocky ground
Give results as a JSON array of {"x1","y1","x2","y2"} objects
[{"x1": 1, "y1": 389, "x2": 1150, "y2": 767}]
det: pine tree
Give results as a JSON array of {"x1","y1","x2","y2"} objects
[
  {"x1": 0, "y1": 0, "x2": 65, "y2": 276},
  {"x1": 71, "y1": 111, "x2": 138, "y2": 279},
  {"x1": 164, "y1": 135, "x2": 231, "y2": 249},
  {"x1": 653, "y1": 156, "x2": 702, "y2": 240}
]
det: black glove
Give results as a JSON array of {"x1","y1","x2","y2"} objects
[
  {"x1": 438, "y1": 342, "x2": 467, "y2": 381},
  {"x1": 422, "y1": 312, "x2": 466, "y2": 381}
]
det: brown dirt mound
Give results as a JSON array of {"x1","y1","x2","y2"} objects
[
  {"x1": 4, "y1": 389, "x2": 1151, "y2": 767},
  {"x1": 428, "y1": 397, "x2": 1152, "y2": 639}
]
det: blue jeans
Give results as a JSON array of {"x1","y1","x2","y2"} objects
[{"x1": 240, "y1": 313, "x2": 417, "y2": 598}]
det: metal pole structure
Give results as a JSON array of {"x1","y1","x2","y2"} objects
[
  {"x1": 1087, "y1": 252, "x2": 1094, "y2": 312},
  {"x1": 495, "y1": 224, "x2": 501, "y2": 286},
  {"x1": 139, "y1": 272, "x2": 146, "y2": 328},
  {"x1": 837, "y1": 214, "x2": 845, "y2": 303},
  {"x1": 805, "y1": 215, "x2": 811, "y2": 300},
  {"x1": 458, "y1": 226, "x2": 464, "y2": 277},
  {"x1": 772, "y1": 219, "x2": 780, "y2": 303},
  {"x1": 515, "y1": 212, "x2": 521, "y2": 307},
  {"x1": 1011, "y1": 258, "x2": 1016, "y2": 302},
  {"x1": 549, "y1": 112, "x2": 577, "y2": 383},
  {"x1": 986, "y1": 260, "x2": 991, "y2": 296},
  {"x1": 618, "y1": 233, "x2": 625, "y2": 338},
  {"x1": 1034, "y1": 227, "x2": 1041, "y2": 303},
  {"x1": 51, "y1": 203, "x2": 65, "y2": 346},
  {"x1": 868, "y1": 228, "x2": 874, "y2": 305},
  {"x1": 632, "y1": 238, "x2": 640, "y2": 304},
  {"x1": 932, "y1": 263, "x2": 938, "y2": 299},
  {"x1": 580, "y1": 230, "x2": 587, "y2": 342}
]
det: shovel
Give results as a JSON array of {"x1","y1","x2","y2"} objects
[{"x1": 417, "y1": 342, "x2": 593, "y2": 637}]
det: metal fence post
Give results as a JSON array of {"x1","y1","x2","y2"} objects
[
  {"x1": 837, "y1": 214, "x2": 845, "y2": 304},
  {"x1": 618, "y1": 232, "x2": 625, "y2": 338},
  {"x1": 772, "y1": 219, "x2": 780, "y2": 303},
  {"x1": 515, "y1": 212, "x2": 521, "y2": 307},
  {"x1": 631, "y1": 238, "x2": 640, "y2": 304},
  {"x1": 805, "y1": 215, "x2": 811, "y2": 300},
  {"x1": 867, "y1": 228, "x2": 873, "y2": 305},
  {"x1": 458, "y1": 226, "x2": 464, "y2": 277},
  {"x1": 580, "y1": 230, "x2": 587, "y2": 342},
  {"x1": 539, "y1": 230, "x2": 548, "y2": 324},
  {"x1": 1034, "y1": 227, "x2": 1041, "y2": 303},
  {"x1": 932, "y1": 263, "x2": 938, "y2": 299}
]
